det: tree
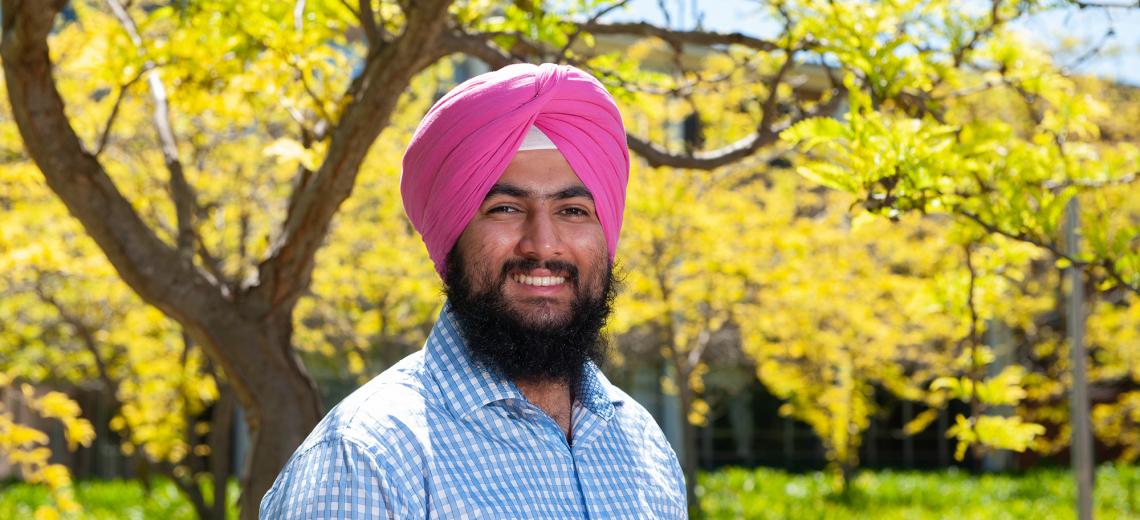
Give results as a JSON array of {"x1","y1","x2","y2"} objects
[
  {"x1": 1, "y1": 35, "x2": 238, "y2": 519},
  {"x1": 776, "y1": 0, "x2": 1140, "y2": 482},
  {"x1": 1, "y1": 0, "x2": 459, "y2": 515},
  {"x1": 613, "y1": 163, "x2": 764, "y2": 509},
  {"x1": 600, "y1": 0, "x2": 1139, "y2": 497}
]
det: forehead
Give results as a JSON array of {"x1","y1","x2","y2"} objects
[{"x1": 496, "y1": 149, "x2": 586, "y2": 193}]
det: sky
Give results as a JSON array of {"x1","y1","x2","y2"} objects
[{"x1": 605, "y1": 0, "x2": 1140, "y2": 86}]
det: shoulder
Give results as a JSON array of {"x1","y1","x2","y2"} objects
[
  {"x1": 596, "y1": 373, "x2": 672, "y2": 448},
  {"x1": 597, "y1": 375, "x2": 687, "y2": 491},
  {"x1": 260, "y1": 352, "x2": 440, "y2": 519},
  {"x1": 316, "y1": 351, "x2": 437, "y2": 450}
]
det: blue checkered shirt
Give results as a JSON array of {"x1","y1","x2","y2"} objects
[{"x1": 260, "y1": 303, "x2": 687, "y2": 519}]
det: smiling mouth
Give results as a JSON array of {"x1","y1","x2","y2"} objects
[{"x1": 510, "y1": 274, "x2": 566, "y2": 287}]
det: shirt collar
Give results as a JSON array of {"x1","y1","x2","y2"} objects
[{"x1": 424, "y1": 302, "x2": 623, "y2": 420}]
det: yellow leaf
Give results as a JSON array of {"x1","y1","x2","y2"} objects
[
  {"x1": 34, "y1": 506, "x2": 60, "y2": 520},
  {"x1": 903, "y1": 408, "x2": 940, "y2": 436}
]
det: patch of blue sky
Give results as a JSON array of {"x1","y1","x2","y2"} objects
[{"x1": 597, "y1": 0, "x2": 1140, "y2": 86}]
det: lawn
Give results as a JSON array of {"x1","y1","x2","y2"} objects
[
  {"x1": 698, "y1": 464, "x2": 1140, "y2": 519},
  {"x1": 0, "y1": 478, "x2": 238, "y2": 520},
  {"x1": 1, "y1": 465, "x2": 1136, "y2": 518}
]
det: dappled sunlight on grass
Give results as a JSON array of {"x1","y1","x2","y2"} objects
[{"x1": 698, "y1": 464, "x2": 1140, "y2": 519}]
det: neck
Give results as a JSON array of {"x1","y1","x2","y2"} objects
[{"x1": 515, "y1": 378, "x2": 573, "y2": 441}]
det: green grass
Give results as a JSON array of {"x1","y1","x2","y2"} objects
[
  {"x1": 2, "y1": 466, "x2": 1137, "y2": 519},
  {"x1": 0, "y1": 478, "x2": 238, "y2": 520},
  {"x1": 698, "y1": 464, "x2": 1140, "y2": 519}
]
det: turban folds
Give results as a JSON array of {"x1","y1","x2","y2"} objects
[{"x1": 401, "y1": 63, "x2": 630, "y2": 277}]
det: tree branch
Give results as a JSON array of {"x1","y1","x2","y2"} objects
[
  {"x1": 1044, "y1": 172, "x2": 1138, "y2": 191},
  {"x1": 355, "y1": 0, "x2": 384, "y2": 48},
  {"x1": 34, "y1": 280, "x2": 120, "y2": 395},
  {"x1": 654, "y1": 0, "x2": 672, "y2": 29},
  {"x1": 158, "y1": 459, "x2": 212, "y2": 520},
  {"x1": 1061, "y1": 25, "x2": 1116, "y2": 73},
  {"x1": 557, "y1": 0, "x2": 631, "y2": 60},
  {"x1": 1068, "y1": 0, "x2": 1140, "y2": 7},
  {"x1": 195, "y1": 236, "x2": 231, "y2": 295},
  {"x1": 32, "y1": 270, "x2": 217, "y2": 519},
  {"x1": 629, "y1": 89, "x2": 844, "y2": 170},
  {"x1": 107, "y1": 0, "x2": 199, "y2": 261},
  {"x1": 963, "y1": 243, "x2": 982, "y2": 397},
  {"x1": 439, "y1": 27, "x2": 840, "y2": 171},
  {"x1": 757, "y1": 46, "x2": 797, "y2": 140},
  {"x1": 283, "y1": 58, "x2": 336, "y2": 126},
  {"x1": 233, "y1": 24, "x2": 335, "y2": 130},
  {"x1": 438, "y1": 29, "x2": 520, "y2": 66},
  {"x1": 248, "y1": 0, "x2": 456, "y2": 316},
  {"x1": 1, "y1": 1, "x2": 229, "y2": 325},
  {"x1": 94, "y1": 68, "x2": 148, "y2": 157},
  {"x1": 956, "y1": 210, "x2": 1139, "y2": 297},
  {"x1": 294, "y1": 0, "x2": 307, "y2": 33},
  {"x1": 951, "y1": 0, "x2": 1008, "y2": 67},
  {"x1": 576, "y1": 21, "x2": 785, "y2": 52}
]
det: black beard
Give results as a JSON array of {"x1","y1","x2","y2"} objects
[{"x1": 443, "y1": 248, "x2": 616, "y2": 392}]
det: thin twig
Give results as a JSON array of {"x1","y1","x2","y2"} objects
[
  {"x1": 1044, "y1": 173, "x2": 1138, "y2": 191},
  {"x1": 106, "y1": 0, "x2": 200, "y2": 260},
  {"x1": 655, "y1": 0, "x2": 672, "y2": 29},
  {"x1": 952, "y1": 0, "x2": 1004, "y2": 67},
  {"x1": 356, "y1": 0, "x2": 383, "y2": 48},
  {"x1": 557, "y1": 0, "x2": 631, "y2": 60},
  {"x1": 94, "y1": 68, "x2": 149, "y2": 156},
  {"x1": 956, "y1": 210, "x2": 1140, "y2": 297},
  {"x1": 1069, "y1": 1, "x2": 1140, "y2": 7},
  {"x1": 240, "y1": 22, "x2": 336, "y2": 127},
  {"x1": 757, "y1": 10, "x2": 799, "y2": 137},
  {"x1": 1062, "y1": 26, "x2": 1116, "y2": 73},
  {"x1": 284, "y1": 59, "x2": 336, "y2": 126},
  {"x1": 294, "y1": 0, "x2": 306, "y2": 32},
  {"x1": 34, "y1": 282, "x2": 119, "y2": 395}
]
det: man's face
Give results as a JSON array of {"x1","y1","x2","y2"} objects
[
  {"x1": 452, "y1": 149, "x2": 608, "y2": 329},
  {"x1": 445, "y1": 149, "x2": 616, "y2": 386}
]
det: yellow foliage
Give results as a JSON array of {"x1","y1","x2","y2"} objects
[
  {"x1": 948, "y1": 414, "x2": 1047, "y2": 461},
  {"x1": 0, "y1": 395, "x2": 85, "y2": 515},
  {"x1": 903, "y1": 408, "x2": 941, "y2": 436},
  {"x1": 688, "y1": 399, "x2": 711, "y2": 427},
  {"x1": 34, "y1": 506, "x2": 61, "y2": 520},
  {"x1": 1092, "y1": 391, "x2": 1140, "y2": 462}
]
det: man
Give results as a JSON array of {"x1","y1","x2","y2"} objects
[{"x1": 260, "y1": 63, "x2": 686, "y2": 519}]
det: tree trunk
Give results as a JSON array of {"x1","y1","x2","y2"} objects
[
  {"x1": 210, "y1": 312, "x2": 323, "y2": 520},
  {"x1": 676, "y1": 370, "x2": 701, "y2": 518},
  {"x1": 145, "y1": 311, "x2": 322, "y2": 520},
  {"x1": 207, "y1": 383, "x2": 236, "y2": 520},
  {"x1": 242, "y1": 400, "x2": 320, "y2": 517}
]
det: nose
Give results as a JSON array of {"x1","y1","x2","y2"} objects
[{"x1": 517, "y1": 211, "x2": 564, "y2": 260}]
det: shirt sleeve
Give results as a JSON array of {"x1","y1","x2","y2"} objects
[
  {"x1": 259, "y1": 436, "x2": 425, "y2": 519},
  {"x1": 640, "y1": 412, "x2": 688, "y2": 516}
]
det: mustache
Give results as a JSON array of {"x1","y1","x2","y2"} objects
[{"x1": 499, "y1": 258, "x2": 579, "y2": 284}]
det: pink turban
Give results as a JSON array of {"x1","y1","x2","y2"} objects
[{"x1": 400, "y1": 63, "x2": 630, "y2": 277}]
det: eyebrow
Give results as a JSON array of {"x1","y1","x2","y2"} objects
[{"x1": 484, "y1": 183, "x2": 594, "y2": 202}]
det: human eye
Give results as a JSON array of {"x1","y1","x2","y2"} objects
[
  {"x1": 487, "y1": 204, "x2": 520, "y2": 214},
  {"x1": 560, "y1": 206, "x2": 592, "y2": 217}
]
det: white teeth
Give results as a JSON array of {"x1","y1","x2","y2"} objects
[{"x1": 512, "y1": 274, "x2": 566, "y2": 287}]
